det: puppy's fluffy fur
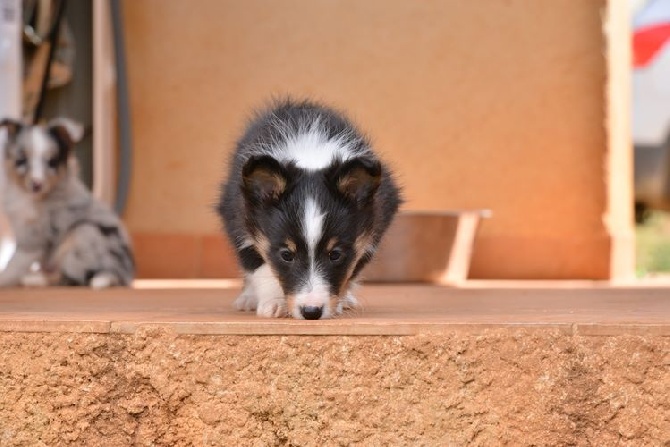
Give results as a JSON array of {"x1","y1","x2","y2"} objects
[
  {"x1": 218, "y1": 99, "x2": 401, "y2": 319},
  {"x1": 0, "y1": 118, "x2": 134, "y2": 288}
]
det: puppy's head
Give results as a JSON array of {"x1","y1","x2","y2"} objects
[
  {"x1": 0, "y1": 118, "x2": 84, "y2": 198},
  {"x1": 242, "y1": 155, "x2": 381, "y2": 319}
]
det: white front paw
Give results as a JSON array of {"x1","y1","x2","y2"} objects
[
  {"x1": 244, "y1": 265, "x2": 286, "y2": 317},
  {"x1": 257, "y1": 299, "x2": 288, "y2": 318},
  {"x1": 234, "y1": 290, "x2": 258, "y2": 312},
  {"x1": 21, "y1": 272, "x2": 49, "y2": 288},
  {"x1": 90, "y1": 275, "x2": 113, "y2": 289}
]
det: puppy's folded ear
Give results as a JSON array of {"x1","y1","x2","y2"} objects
[
  {"x1": 242, "y1": 156, "x2": 291, "y2": 205},
  {"x1": 47, "y1": 117, "x2": 84, "y2": 148},
  {"x1": 329, "y1": 156, "x2": 382, "y2": 207},
  {"x1": 0, "y1": 118, "x2": 23, "y2": 140}
]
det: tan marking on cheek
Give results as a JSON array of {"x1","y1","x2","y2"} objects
[
  {"x1": 354, "y1": 233, "x2": 373, "y2": 257},
  {"x1": 338, "y1": 259, "x2": 361, "y2": 298},
  {"x1": 254, "y1": 234, "x2": 271, "y2": 260},
  {"x1": 330, "y1": 234, "x2": 368, "y2": 299},
  {"x1": 329, "y1": 295, "x2": 339, "y2": 317},
  {"x1": 337, "y1": 233, "x2": 374, "y2": 297},
  {"x1": 338, "y1": 268, "x2": 357, "y2": 298}
]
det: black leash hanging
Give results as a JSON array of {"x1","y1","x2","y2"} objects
[
  {"x1": 32, "y1": 0, "x2": 67, "y2": 124},
  {"x1": 110, "y1": 0, "x2": 133, "y2": 215}
]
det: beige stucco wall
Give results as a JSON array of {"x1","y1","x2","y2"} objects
[{"x1": 121, "y1": 0, "x2": 632, "y2": 279}]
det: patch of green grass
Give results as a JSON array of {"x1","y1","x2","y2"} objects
[{"x1": 636, "y1": 211, "x2": 670, "y2": 276}]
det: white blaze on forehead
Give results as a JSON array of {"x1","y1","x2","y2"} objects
[
  {"x1": 303, "y1": 197, "x2": 324, "y2": 255},
  {"x1": 30, "y1": 128, "x2": 51, "y2": 180}
]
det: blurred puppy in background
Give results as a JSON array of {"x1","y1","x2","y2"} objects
[{"x1": 0, "y1": 118, "x2": 134, "y2": 288}]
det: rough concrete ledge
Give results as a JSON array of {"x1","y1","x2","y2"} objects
[{"x1": 0, "y1": 283, "x2": 668, "y2": 445}]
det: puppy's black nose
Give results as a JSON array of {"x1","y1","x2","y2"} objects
[
  {"x1": 31, "y1": 181, "x2": 43, "y2": 193},
  {"x1": 300, "y1": 306, "x2": 323, "y2": 320}
]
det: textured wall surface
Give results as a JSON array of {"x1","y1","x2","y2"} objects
[
  {"x1": 1, "y1": 329, "x2": 668, "y2": 446},
  {"x1": 119, "y1": 0, "x2": 629, "y2": 279}
]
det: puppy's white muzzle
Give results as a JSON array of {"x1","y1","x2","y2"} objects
[{"x1": 294, "y1": 281, "x2": 331, "y2": 320}]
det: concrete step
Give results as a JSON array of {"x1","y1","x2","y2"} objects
[{"x1": 0, "y1": 282, "x2": 668, "y2": 445}]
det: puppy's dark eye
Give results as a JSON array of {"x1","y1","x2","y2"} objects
[
  {"x1": 279, "y1": 248, "x2": 295, "y2": 263},
  {"x1": 15, "y1": 157, "x2": 27, "y2": 168},
  {"x1": 328, "y1": 249, "x2": 343, "y2": 263},
  {"x1": 47, "y1": 157, "x2": 59, "y2": 169}
]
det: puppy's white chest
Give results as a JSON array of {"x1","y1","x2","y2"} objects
[
  {"x1": 2, "y1": 186, "x2": 47, "y2": 244},
  {"x1": 3, "y1": 186, "x2": 38, "y2": 223}
]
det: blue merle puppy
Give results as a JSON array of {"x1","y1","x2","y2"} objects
[{"x1": 0, "y1": 118, "x2": 134, "y2": 288}]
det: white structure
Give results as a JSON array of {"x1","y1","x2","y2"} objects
[{"x1": 0, "y1": 0, "x2": 21, "y2": 267}]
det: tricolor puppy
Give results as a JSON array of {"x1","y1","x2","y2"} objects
[
  {"x1": 218, "y1": 99, "x2": 401, "y2": 319},
  {"x1": 0, "y1": 118, "x2": 134, "y2": 288}
]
